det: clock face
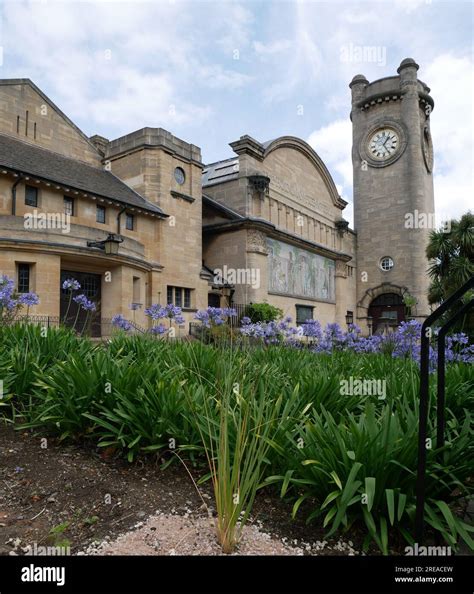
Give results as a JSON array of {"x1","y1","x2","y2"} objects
[
  {"x1": 368, "y1": 128, "x2": 399, "y2": 160},
  {"x1": 422, "y1": 126, "x2": 433, "y2": 172}
]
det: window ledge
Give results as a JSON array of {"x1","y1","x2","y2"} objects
[{"x1": 171, "y1": 190, "x2": 195, "y2": 204}]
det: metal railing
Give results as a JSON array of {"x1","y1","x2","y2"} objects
[
  {"x1": 415, "y1": 275, "x2": 474, "y2": 543},
  {"x1": 9, "y1": 315, "x2": 60, "y2": 327},
  {"x1": 229, "y1": 303, "x2": 249, "y2": 326}
]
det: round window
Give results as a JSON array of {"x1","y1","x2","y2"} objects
[
  {"x1": 174, "y1": 167, "x2": 185, "y2": 185},
  {"x1": 380, "y1": 257, "x2": 394, "y2": 272}
]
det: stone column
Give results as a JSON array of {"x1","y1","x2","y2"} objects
[{"x1": 335, "y1": 259, "x2": 348, "y2": 327}]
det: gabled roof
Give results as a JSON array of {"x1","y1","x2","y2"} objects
[
  {"x1": 0, "y1": 133, "x2": 166, "y2": 216},
  {"x1": 0, "y1": 79, "x2": 101, "y2": 157}
]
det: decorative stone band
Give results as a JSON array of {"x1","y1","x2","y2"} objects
[{"x1": 357, "y1": 90, "x2": 434, "y2": 113}]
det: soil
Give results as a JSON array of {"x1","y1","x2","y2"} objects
[{"x1": 0, "y1": 424, "x2": 370, "y2": 556}]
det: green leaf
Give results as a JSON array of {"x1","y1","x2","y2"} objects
[
  {"x1": 291, "y1": 495, "x2": 308, "y2": 519},
  {"x1": 434, "y1": 500, "x2": 457, "y2": 536},
  {"x1": 363, "y1": 507, "x2": 376, "y2": 536},
  {"x1": 330, "y1": 471, "x2": 342, "y2": 490},
  {"x1": 321, "y1": 490, "x2": 340, "y2": 510},
  {"x1": 397, "y1": 493, "x2": 407, "y2": 522},
  {"x1": 385, "y1": 489, "x2": 395, "y2": 526},
  {"x1": 323, "y1": 505, "x2": 337, "y2": 528},
  {"x1": 280, "y1": 470, "x2": 294, "y2": 498},
  {"x1": 365, "y1": 477, "x2": 376, "y2": 513}
]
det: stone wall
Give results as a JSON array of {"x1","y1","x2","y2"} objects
[{"x1": 0, "y1": 80, "x2": 101, "y2": 166}]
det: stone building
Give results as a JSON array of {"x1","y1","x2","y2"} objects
[{"x1": 0, "y1": 58, "x2": 434, "y2": 336}]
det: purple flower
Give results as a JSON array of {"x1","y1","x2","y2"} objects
[
  {"x1": 150, "y1": 323, "x2": 168, "y2": 335},
  {"x1": 239, "y1": 316, "x2": 296, "y2": 345},
  {"x1": 162, "y1": 304, "x2": 184, "y2": 319},
  {"x1": 62, "y1": 278, "x2": 81, "y2": 291},
  {"x1": 112, "y1": 314, "x2": 132, "y2": 331},
  {"x1": 144, "y1": 304, "x2": 165, "y2": 320},
  {"x1": 0, "y1": 275, "x2": 17, "y2": 310},
  {"x1": 145, "y1": 303, "x2": 184, "y2": 323},
  {"x1": 194, "y1": 307, "x2": 235, "y2": 328},
  {"x1": 18, "y1": 292, "x2": 40, "y2": 307},
  {"x1": 73, "y1": 294, "x2": 96, "y2": 311},
  {"x1": 301, "y1": 319, "x2": 322, "y2": 339},
  {"x1": 0, "y1": 275, "x2": 15, "y2": 292}
]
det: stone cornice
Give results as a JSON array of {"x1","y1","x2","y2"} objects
[
  {"x1": 228, "y1": 135, "x2": 347, "y2": 211},
  {"x1": 0, "y1": 237, "x2": 163, "y2": 272},
  {"x1": 203, "y1": 218, "x2": 353, "y2": 262},
  {"x1": 171, "y1": 190, "x2": 195, "y2": 203},
  {"x1": 0, "y1": 168, "x2": 167, "y2": 219}
]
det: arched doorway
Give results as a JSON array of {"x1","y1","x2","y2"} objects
[{"x1": 368, "y1": 293, "x2": 405, "y2": 333}]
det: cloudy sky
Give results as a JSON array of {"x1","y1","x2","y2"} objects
[{"x1": 0, "y1": 0, "x2": 472, "y2": 225}]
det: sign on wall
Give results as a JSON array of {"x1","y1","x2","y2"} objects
[{"x1": 267, "y1": 238, "x2": 335, "y2": 301}]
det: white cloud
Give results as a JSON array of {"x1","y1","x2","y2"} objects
[
  {"x1": 394, "y1": 0, "x2": 430, "y2": 14},
  {"x1": 214, "y1": 3, "x2": 254, "y2": 54},
  {"x1": 197, "y1": 65, "x2": 253, "y2": 90},
  {"x1": 307, "y1": 119, "x2": 354, "y2": 225},
  {"x1": 253, "y1": 39, "x2": 292, "y2": 58},
  {"x1": 0, "y1": 0, "x2": 254, "y2": 138},
  {"x1": 423, "y1": 53, "x2": 474, "y2": 219}
]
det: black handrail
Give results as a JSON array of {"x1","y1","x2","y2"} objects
[
  {"x1": 415, "y1": 276, "x2": 474, "y2": 543},
  {"x1": 436, "y1": 298, "x2": 474, "y2": 451}
]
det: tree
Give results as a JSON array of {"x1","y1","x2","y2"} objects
[
  {"x1": 426, "y1": 211, "x2": 474, "y2": 304},
  {"x1": 426, "y1": 212, "x2": 474, "y2": 336}
]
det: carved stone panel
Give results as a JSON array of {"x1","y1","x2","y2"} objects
[{"x1": 247, "y1": 229, "x2": 268, "y2": 254}]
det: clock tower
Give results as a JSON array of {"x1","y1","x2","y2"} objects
[{"x1": 350, "y1": 58, "x2": 435, "y2": 332}]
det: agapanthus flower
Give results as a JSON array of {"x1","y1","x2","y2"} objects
[
  {"x1": 18, "y1": 292, "x2": 40, "y2": 307},
  {"x1": 0, "y1": 275, "x2": 15, "y2": 292},
  {"x1": 194, "y1": 307, "x2": 235, "y2": 328},
  {"x1": 73, "y1": 294, "x2": 96, "y2": 311},
  {"x1": 0, "y1": 275, "x2": 16, "y2": 309},
  {"x1": 62, "y1": 278, "x2": 81, "y2": 291},
  {"x1": 301, "y1": 319, "x2": 322, "y2": 340},
  {"x1": 112, "y1": 314, "x2": 132, "y2": 331},
  {"x1": 162, "y1": 304, "x2": 184, "y2": 318},
  {"x1": 144, "y1": 304, "x2": 165, "y2": 320},
  {"x1": 150, "y1": 324, "x2": 168, "y2": 335}
]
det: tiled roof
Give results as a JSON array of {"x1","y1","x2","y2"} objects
[
  {"x1": 0, "y1": 133, "x2": 166, "y2": 216},
  {"x1": 202, "y1": 157, "x2": 239, "y2": 187}
]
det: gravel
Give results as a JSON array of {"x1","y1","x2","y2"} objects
[{"x1": 81, "y1": 509, "x2": 360, "y2": 556}]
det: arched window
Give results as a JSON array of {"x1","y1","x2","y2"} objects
[{"x1": 370, "y1": 293, "x2": 403, "y2": 307}]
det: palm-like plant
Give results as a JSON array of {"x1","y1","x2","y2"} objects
[{"x1": 426, "y1": 212, "x2": 474, "y2": 304}]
